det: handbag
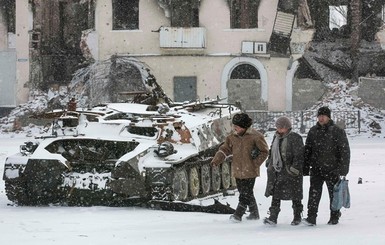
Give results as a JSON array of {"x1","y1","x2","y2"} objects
[{"x1": 331, "y1": 177, "x2": 351, "y2": 211}]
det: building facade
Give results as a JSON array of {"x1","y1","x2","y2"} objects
[
  {"x1": 1, "y1": 0, "x2": 385, "y2": 112},
  {"x1": 92, "y1": 0, "x2": 308, "y2": 111}
]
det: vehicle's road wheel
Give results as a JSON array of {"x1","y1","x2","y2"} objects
[
  {"x1": 211, "y1": 165, "x2": 221, "y2": 192},
  {"x1": 200, "y1": 164, "x2": 211, "y2": 195},
  {"x1": 230, "y1": 162, "x2": 237, "y2": 187},
  {"x1": 189, "y1": 167, "x2": 200, "y2": 198},
  {"x1": 172, "y1": 168, "x2": 188, "y2": 201},
  {"x1": 4, "y1": 180, "x2": 28, "y2": 205},
  {"x1": 221, "y1": 161, "x2": 231, "y2": 190}
]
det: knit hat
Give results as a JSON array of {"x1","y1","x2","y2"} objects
[
  {"x1": 232, "y1": 113, "x2": 252, "y2": 129},
  {"x1": 275, "y1": 116, "x2": 292, "y2": 129},
  {"x1": 317, "y1": 106, "x2": 331, "y2": 118}
]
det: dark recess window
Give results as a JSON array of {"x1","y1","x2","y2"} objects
[
  {"x1": 171, "y1": 0, "x2": 199, "y2": 27},
  {"x1": 112, "y1": 0, "x2": 139, "y2": 30},
  {"x1": 230, "y1": 0, "x2": 260, "y2": 29},
  {"x1": 230, "y1": 64, "x2": 260, "y2": 79},
  {"x1": 3, "y1": 0, "x2": 16, "y2": 33}
]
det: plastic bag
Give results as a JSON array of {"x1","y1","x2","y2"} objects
[{"x1": 331, "y1": 177, "x2": 351, "y2": 211}]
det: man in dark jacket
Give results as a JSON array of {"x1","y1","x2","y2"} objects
[
  {"x1": 211, "y1": 113, "x2": 269, "y2": 222},
  {"x1": 303, "y1": 106, "x2": 350, "y2": 226},
  {"x1": 264, "y1": 116, "x2": 304, "y2": 226}
]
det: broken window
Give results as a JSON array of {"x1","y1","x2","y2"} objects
[
  {"x1": 112, "y1": 0, "x2": 139, "y2": 30},
  {"x1": 170, "y1": 0, "x2": 199, "y2": 27},
  {"x1": 269, "y1": 10, "x2": 295, "y2": 55},
  {"x1": 230, "y1": 0, "x2": 260, "y2": 29},
  {"x1": 297, "y1": 0, "x2": 313, "y2": 28},
  {"x1": 329, "y1": 5, "x2": 347, "y2": 30}
]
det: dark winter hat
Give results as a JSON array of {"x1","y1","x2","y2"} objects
[
  {"x1": 232, "y1": 113, "x2": 252, "y2": 129},
  {"x1": 317, "y1": 106, "x2": 331, "y2": 118},
  {"x1": 275, "y1": 116, "x2": 292, "y2": 129}
]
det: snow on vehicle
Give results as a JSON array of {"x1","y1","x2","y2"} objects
[{"x1": 3, "y1": 99, "x2": 241, "y2": 206}]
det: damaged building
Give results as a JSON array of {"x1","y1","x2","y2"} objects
[{"x1": 1, "y1": 0, "x2": 385, "y2": 112}]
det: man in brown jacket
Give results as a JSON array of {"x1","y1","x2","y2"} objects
[{"x1": 211, "y1": 113, "x2": 269, "y2": 222}]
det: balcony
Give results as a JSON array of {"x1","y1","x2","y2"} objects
[{"x1": 159, "y1": 27, "x2": 206, "y2": 48}]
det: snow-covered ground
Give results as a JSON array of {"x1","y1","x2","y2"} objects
[{"x1": 1, "y1": 133, "x2": 384, "y2": 245}]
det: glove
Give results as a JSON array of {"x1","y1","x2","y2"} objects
[
  {"x1": 251, "y1": 147, "x2": 260, "y2": 159},
  {"x1": 211, "y1": 151, "x2": 226, "y2": 166},
  {"x1": 287, "y1": 166, "x2": 300, "y2": 176},
  {"x1": 327, "y1": 170, "x2": 340, "y2": 183},
  {"x1": 265, "y1": 158, "x2": 271, "y2": 168}
]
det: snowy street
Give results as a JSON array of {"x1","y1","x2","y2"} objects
[
  {"x1": 1, "y1": 134, "x2": 384, "y2": 245},
  {"x1": 1, "y1": 1, "x2": 385, "y2": 244}
]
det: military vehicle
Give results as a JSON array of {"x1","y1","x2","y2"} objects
[{"x1": 3, "y1": 96, "x2": 241, "y2": 206}]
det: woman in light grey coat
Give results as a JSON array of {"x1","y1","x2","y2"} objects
[{"x1": 264, "y1": 116, "x2": 304, "y2": 226}]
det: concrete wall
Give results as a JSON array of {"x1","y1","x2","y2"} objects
[
  {"x1": 358, "y1": 77, "x2": 385, "y2": 110},
  {"x1": 285, "y1": 60, "x2": 327, "y2": 111},
  {"x1": 292, "y1": 78, "x2": 326, "y2": 111},
  {"x1": 227, "y1": 79, "x2": 264, "y2": 111}
]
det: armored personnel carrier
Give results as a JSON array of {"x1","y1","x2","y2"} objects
[{"x1": 3, "y1": 98, "x2": 240, "y2": 206}]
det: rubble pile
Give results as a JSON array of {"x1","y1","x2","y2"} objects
[
  {"x1": 0, "y1": 88, "x2": 72, "y2": 135},
  {"x1": 302, "y1": 40, "x2": 385, "y2": 83},
  {"x1": 305, "y1": 80, "x2": 385, "y2": 137}
]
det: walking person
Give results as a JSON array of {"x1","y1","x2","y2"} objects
[
  {"x1": 211, "y1": 113, "x2": 269, "y2": 222},
  {"x1": 303, "y1": 106, "x2": 350, "y2": 226},
  {"x1": 263, "y1": 116, "x2": 304, "y2": 226}
]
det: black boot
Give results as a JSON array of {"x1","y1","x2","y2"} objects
[
  {"x1": 303, "y1": 206, "x2": 317, "y2": 226},
  {"x1": 230, "y1": 203, "x2": 246, "y2": 222},
  {"x1": 263, "y1": 207, "x2": 280, "y2": 226},
  {"x1": 246, "y1": 203, "x2": 260, "y2": 220},
  {"x1": 328, "y1": 210, "x2": 341, "y2": 225},
  {"x1": 291, "y1": 203, "x2": 303, "y2": 226},
  {"x1": 302, "y1": 215, "x2": 317, "y2": 226}
]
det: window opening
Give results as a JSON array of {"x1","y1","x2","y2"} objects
[
  {"x1": 230, "y1": 64, "x2": 260, "y2": 79},
  {"x1": 230, "y1": 0, "x2": 260, "y2": 29},
  {"x1": 256, "y1": 44, "x2": 264, "y2": 52},
  {"x1": 104, "y1": 113, "x2": 131, "y2": 121},
  {"x1": 112, "y1": 0, "x2": 139, "y2": 30},
  {"x1": 3, "y1": 0, "x2": 16, "y2": 33},
  {"x1": 329, "y1": 5, "x2": 347, "y2": 30},
  {"x1": 126, "y1": 126, "x2": 158, "y2": 137},
  {"x1": 382, "y1": 4, "x2": 385, "y2": 25},
  {"x1": 170, "y1": 0, "x2": 199, "y2": 27}
]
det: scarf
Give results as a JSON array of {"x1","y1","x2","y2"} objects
[{"x1": 271, "y1": 131, "x2": 291, "y2": 172}]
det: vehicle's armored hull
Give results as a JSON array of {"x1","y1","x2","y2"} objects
[{"x1": 3, "y1": 101, "x2": 240, "y2": 206}]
